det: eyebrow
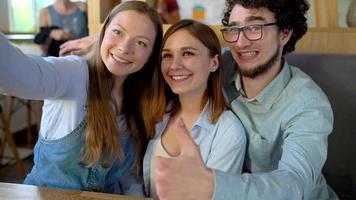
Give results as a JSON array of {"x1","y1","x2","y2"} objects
[
  {"x1": 228, "y1": 16, "x2": 267, "y2": 26},
  {"x1": 111, "y1": 23, "x2": 152, "y2": 41},
  {"x1": 162, "y1": 47, "x2": 199, "y2": 52}
]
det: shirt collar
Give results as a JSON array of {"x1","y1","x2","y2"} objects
[
  {"x1": 234, "y1": 60, "x2": 292, "y2": 110},
  {"x1": 192, "y1": 101, "x2": 215, "y2": 132},
  {"x1": 159, "y1": 101, "x2": 215, "y2": 136},
  {"x1": 234, "y1": 73, "x2": 256, "y2": 102}
]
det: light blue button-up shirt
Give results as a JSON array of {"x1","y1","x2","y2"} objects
[
  {"x1": 143, "y1": 102, "x2": 246, "y2": 196},
  {"x1": 215, "y1": 51, "x2": 338, "y2": 200}
]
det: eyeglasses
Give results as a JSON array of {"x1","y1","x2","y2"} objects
[{"x1": 220, "y1": 22, "x2": 278, "y2": 43}]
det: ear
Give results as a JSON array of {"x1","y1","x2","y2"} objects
[
  {"x1": 280, "y1": 28, "x2": 293, "y2": 46},
  {"x1": 209, "y1": 54, "x2": 219, "y2": 72}
]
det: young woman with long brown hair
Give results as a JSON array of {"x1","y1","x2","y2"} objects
[
  {"x1": 142, "y1": 19, "x2": 246, "y2": 199},
  {"x1": 0, "y1": 1, "x2": 162, "y2": 195}
]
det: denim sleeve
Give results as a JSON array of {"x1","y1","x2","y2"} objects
[
  {"x1": 212, "y1": 94, "x2": 334, "y2": 200},
  {"x1": 0, "y1": 32, "x2": 88, "y2": 100}
]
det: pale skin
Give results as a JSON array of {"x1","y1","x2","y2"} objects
[
  {"x1": 228, "y1": 6, "x2": 291, "y2": 98},
  {"x1": 100, "y1": 10, "x2": 156, "y2": 112},
  {"x1": 154, "y1": 4, "x2": 292, "y2": 200},
  {"x1": 159, "y1": 29, "x2": 218, "y2": 156},
  {"x1": 155, "y1": 117, "x2": 215, "y2": 200}
]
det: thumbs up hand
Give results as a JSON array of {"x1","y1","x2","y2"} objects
[{"x1": 154, "y1": 117, "x2": 214, "y2": 200}]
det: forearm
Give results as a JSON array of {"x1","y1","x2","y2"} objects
[
  {"x1": 0, "y1": 32, "x2": 87, "y2": 99},
  {"x1": 212, "y1": 101, "x2": 333, "y2": 200},
  {"x1": 0, "y1": 33, "x2": 44, "y2": 98},
  {"x1": 49, "y1": 29, "x2": 73, "y2": 41},
  {"x1": 213, "y1": 169, "x2": 303, "y2": 200}
]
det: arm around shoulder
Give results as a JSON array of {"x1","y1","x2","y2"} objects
[{"x1": 211, "y1": 97, "x2": 334, "y2": 200}]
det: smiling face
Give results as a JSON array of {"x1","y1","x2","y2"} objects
[
  {"x1": 160, "y1": 29, "x2": 218, "y2": 99},
  {"x1": 228, "y1": 4, "x2": 291, "y2": 78},
  {"x1": 100, "y1": 10, "x2": 157, "y2": 80}
]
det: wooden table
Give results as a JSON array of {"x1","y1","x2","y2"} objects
[{"x1": 0, "y1": 182, "x2": 151, "y2": 200}]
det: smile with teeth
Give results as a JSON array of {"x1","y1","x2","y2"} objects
[
  {"x1": 239, "y1": 51, "x2": 258, "y2": 57},
  {"x1": 111, "y1": 53, "x2": 132, "y2": 64},
  {"x1": 171, "y1": 75, "x2": 190, "y2": 80}
]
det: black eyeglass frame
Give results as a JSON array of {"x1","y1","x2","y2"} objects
[{"x1": 220, "y1": 22, "x2": 278, "y2": 43}]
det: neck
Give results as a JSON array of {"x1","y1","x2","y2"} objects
[
  {"x1": 54, "y1": 0, "x2": 74, "y2": 13},
  {"x1": 242, "y1": 59, "x2": 283, "y2": 99},
  {"x1": 111, "y1": 77, "x2": 126, "y2": 115},
  {"x1": 177, "y1": 92, "x2": 206, "y2": 129}
]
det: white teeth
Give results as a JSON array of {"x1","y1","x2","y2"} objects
[
  {"x1": 240, "y1": 51, "x2": 257, "y2": 56},
  {"x1": 172, "y1": 75, "x2": 189, "y2": 80},
  {"x1": 112, "y1": 54, "x2": 131, "y2": 64}
]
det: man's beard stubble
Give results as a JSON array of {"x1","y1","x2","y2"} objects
[{"x1": 237, "y1": 47, "x2": 280, "y2": 79}]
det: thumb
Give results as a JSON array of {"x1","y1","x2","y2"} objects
[{"x1": 174, "y1": 117, "x2": 199, "y2": 156}]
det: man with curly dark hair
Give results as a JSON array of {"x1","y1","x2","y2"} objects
[{"x1": 154, "y1": 0, "x2": 338, "y2": 199}]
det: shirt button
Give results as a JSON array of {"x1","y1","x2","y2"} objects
[{"x1": 255, "y1": 133, "x2": 262, "y2": 139}]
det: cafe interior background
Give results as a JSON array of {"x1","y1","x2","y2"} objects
[{"x1": 0, "y1": 0, "x2": 355, "y2": 199}]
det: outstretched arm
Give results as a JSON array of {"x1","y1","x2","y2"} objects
[{"x1": 0, "y1": 32, "x2": 87, "y2": 100}]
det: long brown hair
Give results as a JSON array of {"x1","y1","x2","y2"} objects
[
  {"x1": 84, "y1": 1, "x2": 163, "y2": 173},
  {"x1": 145, "y1": 19, "x2": 226, "y2": 138}
]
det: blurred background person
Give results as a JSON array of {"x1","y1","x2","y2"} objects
[
  {"x1": 148, "y1": 0, "x2": 180, "y2": 23},
  {"x1": 59, "y1": 0, "x2": 179, "y2": 56},
  {"x1": 34, "y1": 0, "x2": 88, "y2": 56}
]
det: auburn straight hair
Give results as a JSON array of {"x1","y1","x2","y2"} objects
[{"x1": 145, "y1": 19, "x2": 226, "y2": 138}]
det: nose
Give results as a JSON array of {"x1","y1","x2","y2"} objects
[
  {"x1": 118, "y1": 38, "x2": 133, "y2": 54},
  {"x1": 231, "y1": 32, "x2": 252, "y2": 49},
  {"x1": 170, "y1": 54, "x2": 183, "y2": 70}
]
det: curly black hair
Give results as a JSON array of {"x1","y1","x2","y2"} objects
[{"x1": 222, "y1": 0, "x2": 309, "y2": 55}]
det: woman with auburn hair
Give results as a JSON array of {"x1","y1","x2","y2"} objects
[
  {"x1": 0, "y1": 1, "x2": 162, "y2": 195},
  {"x1": 143, "y1": 19, "x2": 246, "y2": 199}
]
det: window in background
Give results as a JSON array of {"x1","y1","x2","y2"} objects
[
  {"x1": 307, "y1": 0, "x2": 316, "y2": 27},
  {"x1": 339, "y1": 0, "x2": 353, "y2": 27},
  {"x1": 8, "y1": 0, "x2": 86, "y2": 33}
]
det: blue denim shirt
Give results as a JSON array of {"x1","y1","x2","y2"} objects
[
  {"x1": 143, "y1": 102, "x2": 246, "y2": 197},
  {"x1": 24, "y1": 119, "x2": 144, "y2": 195},
  {"x1": 214, "y1": 51, "x2": 338, "y2": 200}
]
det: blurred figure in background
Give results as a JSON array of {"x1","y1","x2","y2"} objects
[
  {"x1": 149, "y1": 0, "x2": 180, "y2": 23},
  {"x1": 34, "y1": 0, "x2": 88, "y2": 56}
]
